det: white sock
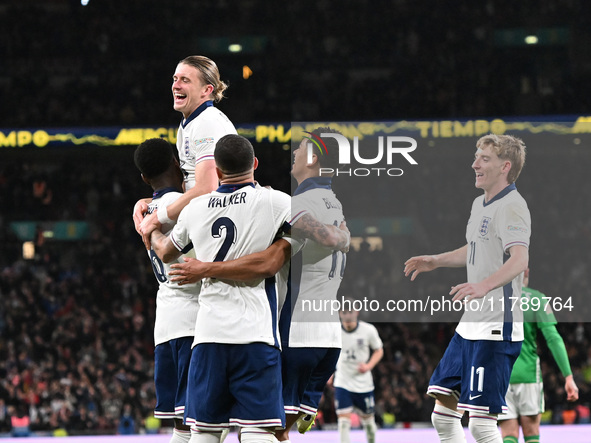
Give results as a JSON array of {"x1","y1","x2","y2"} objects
[
  {"x1": 338, "y1": 417, "x2": 351, "y2": 443},
  {"x1": 240, "y1": 427, "x2": 278, "y2": 442},
  {"x1": 170, "y1": 428, "x2": 191, "y2": 443},
  {"x1": 360, "y1": 416, "x2": 377, "y2": 443},
  {"x1": 188, "y1": 430, "x2": 223, "y2": 443},
  {"x1": 431, "y1": 404, "x2": 466, "y2": 442},
  {"x1": 468, "y1": 412, "x2": 501, "y2": 443}
]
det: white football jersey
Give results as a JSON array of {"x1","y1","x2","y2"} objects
[
  {"x1": 287, "y1": 177, "x2": 345, "y2": 348},
  {"x1": 456, "y1": 184, "x2": 530, "y2": 342},
  {"x1": 334, "y1": 321, "x2": 383, "y2": 393},
  {"x1": 170, "y1": 183, "x2": 291, "y2": 348},
  {"x1": 176, "y1": 101, "x2": 237, "y2": 190},
  {"x1": 147, "y1": 188, "x2": 200, "y2": 346}
]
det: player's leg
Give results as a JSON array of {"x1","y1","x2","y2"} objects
[
  {"x1": 519, "y1": 414, "x2": 540, "y2": 443},
  {"x1": 459, "y1": 340, "x2": 522, "y2": 443},
  {"x1": 350, "y1": 390, "x2": 377, "y2": 443},
  {"x1": 184, "y1": 344, "x2": 232, "y2": 443},
  {"x1": 154, "y1": 341, "x2": 191, "y2": 443},
  {"x1": 498, "y1": 383, "x2": 520, "y2": 443},
  {"x1": 229, "y1": 343, "x2": 284, "y2": 442},
  {"x1": 171, "y1": 337, "x2": 194, "y2": 443},
  {"x1": 427, "y1": 333, "x2": 465, "y2": 442},
  {"x1": 295, "y1": 347, "x2": 340, "y2": 434},
  {"x1": 334, "y1": 387, "x2": 354, "y2": 443},
  {"x1": 468, "y1": 411, "x2": 501, "y2": 443}
]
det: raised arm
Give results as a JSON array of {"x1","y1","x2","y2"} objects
[
  {"x1": 404, "y1": 244, "x2": 468, "y2": 281},
  {"x1": 170, "y1": 238, "x2": 291, "y2": 284}
]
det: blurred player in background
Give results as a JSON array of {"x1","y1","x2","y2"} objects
[
  {"x1": 150, "y1": 134, "x2": 290, "y2": 443},
  {"x1": 334, "y1": 299, "x2": 383, "y2": 443},
  {"x1": 134, "y1": 138, "x2": 200, "y2": 443},
  {"x1": 133, "y1": 55, "x2": 237, "y2": 243},
  {"x1": 404, "y1": 134, "x2": 531, "y2": 443},
  {"x1": 498, "y1": 268, "x2": 579, "y2": 443}
]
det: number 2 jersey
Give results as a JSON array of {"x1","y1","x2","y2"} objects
[
  {"x1": 456, "y1": 183, "x2": 531, "y2": 342},
  {"x1": 169, "y1": 183, "x2": 291, "y2": 349},
  {"x1": 148, "y1": 188, "x2": 200, "y2": 346},
  {"x1": 286, "y1": 177, "x2": 346, "y2": 349}
]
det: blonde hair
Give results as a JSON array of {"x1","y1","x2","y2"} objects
[
  {"x1": 180, "y1": 55, "x2": 228, "y2": 102},
  {"x1": 476, "y1": 134, "x2": 526, "y2": 183}
]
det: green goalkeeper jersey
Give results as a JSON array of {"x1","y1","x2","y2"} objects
[{"x1": 509, "y1": 286, "x2": 572, "y2": 384}]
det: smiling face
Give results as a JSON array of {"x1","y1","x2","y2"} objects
[
  {"x1": 172, "y1": 62, "x2": 213, "y2": 119},
  {"x1": 472, "y1": 144, "x2": 511, "y2": 200}
]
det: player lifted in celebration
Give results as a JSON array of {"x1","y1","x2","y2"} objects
[
  {"x1": 404, "y1": 134, "x2": 531, "y2": 443},
  {"x1": 334, "y1": 299, "x2": 383, "y2": 443},
  {"x1": 498, "y1": 268, "x2": 578, "y2": 443},
  {"x1": 150, "y1": 134, "x2": 290, "y2": 443},
  {"x1": 133, "y1": 55, "x2": 237, "y2": 242},
  {"x1": 134, "y1": 138, "x2": 199, "y2": 443}
]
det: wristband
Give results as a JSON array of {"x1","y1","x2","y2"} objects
[{"x1": 157, "y1": 205, "x2": 173, "y2": 225}]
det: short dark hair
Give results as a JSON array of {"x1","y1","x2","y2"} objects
[
  {"x1": 134, "y1": 138, "x2": 175, "y2": 179},
  {"x1": 214, "y1": 134, "x2": 255, "y2": 175},
  {"x1": 310, "y1": 127, "x2": 342, "y2": 170}
]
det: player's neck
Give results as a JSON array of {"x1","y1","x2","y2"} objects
[
  {"x1": 296, "y1": 170, "x2": 333, "y2": 185},
  {"x1": 483, "y1": 180, "x2": 511, "y2": 203},
  {"x1": 220, "y1": 172, "x2": 255, "y2": 185}
]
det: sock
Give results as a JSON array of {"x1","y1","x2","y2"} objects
[
  {"x1": 188, "y1": 430, "x2": 223, "y2": 443},
  {"x1": 502, "y1": 437, "x2": 518, "y2": 443},
  {"x1": 524, "y1": 436, "x2": 540, "y2": 443},
  {"x1": 431, "y1": 404, "x2": 466, "y2": 442},
  {"x1": 240, "y1": 427, "x2": 278, "y2": 442},
  {"x1": 360, "y1": 416, "x2": 377, "y2": 443},
  {"x1": 170, "y1": 428, "x2": 191, "y2": 443},
  {"x1": 468, "y1": 412, "x2": 501, "y2": 443},
  {"x1": 338, "y1": 417, "x2": 351, "y2": 443}
]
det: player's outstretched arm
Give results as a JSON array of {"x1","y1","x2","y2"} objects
[
  {"x1": 450, "y1": 244, "x2": 528, "y2": 302},
  {"x1": 170, "y1": 238, "x2": 291, "y2": 284},
  {"x1": 291, "y1": 214, "x2": 350, "y2": 251},
  {"x1": 150, "y1": 230, "x2": 182, "y2": 263},
  {"x1": 540, "y1": 323, "x2": 579, "y2": 401},
  {"x1": 404, "y1": 244, "x2": 468, "y2": 281}
]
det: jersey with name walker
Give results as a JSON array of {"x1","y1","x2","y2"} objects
[
  {"x1": 176, "y1": 101, "x2": 237, "y2": 190},
  {"x1": 170, "y1": 183, "x2": 291, "y2": 348},
  {"x1": 334, "y1": 321, "x2": 383, "y2": 393},
  {"x1": 456, "y1": 184, "x2": 531, "y2": 342},
  {"x1": 287, "y1": 177, "x2": 346, "y2": 349},
  {"x1": 147, "y1": 188, "x2": 200, "y2": 346}
]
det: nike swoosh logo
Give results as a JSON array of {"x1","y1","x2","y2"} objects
[{"x1": 469, "y1": 394, "x2": 482, "y2": 400}]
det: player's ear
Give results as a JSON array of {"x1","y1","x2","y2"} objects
[
  {"x1": 502, "y1": 160, "x2": 512, "y2": 174},
  {"x1": 253, "y1": 157, "x2": 259, "y2": 171},
  {"x1": 215, "y1": 167, "x2": 223, "y2": 180},
  {"x1": 141, "y1": 173, "x2": 150, "y2": 186}
]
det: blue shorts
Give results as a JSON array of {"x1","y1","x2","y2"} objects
[
  {"x1": 282, "y1": 347, "x2": 341, "y2": 415},
  {"x1": 334, "y1": 387, "x2": 375, "y2": 415},
  {"x1": 427, "y1": 332, "x2": 522, "y2": 414},
  {"x1": 184, "y1": 343, "x2": 285, "y2": 431},
  {"x1": 154, "y1": 337, "x2": 193, "y2": 419}
]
